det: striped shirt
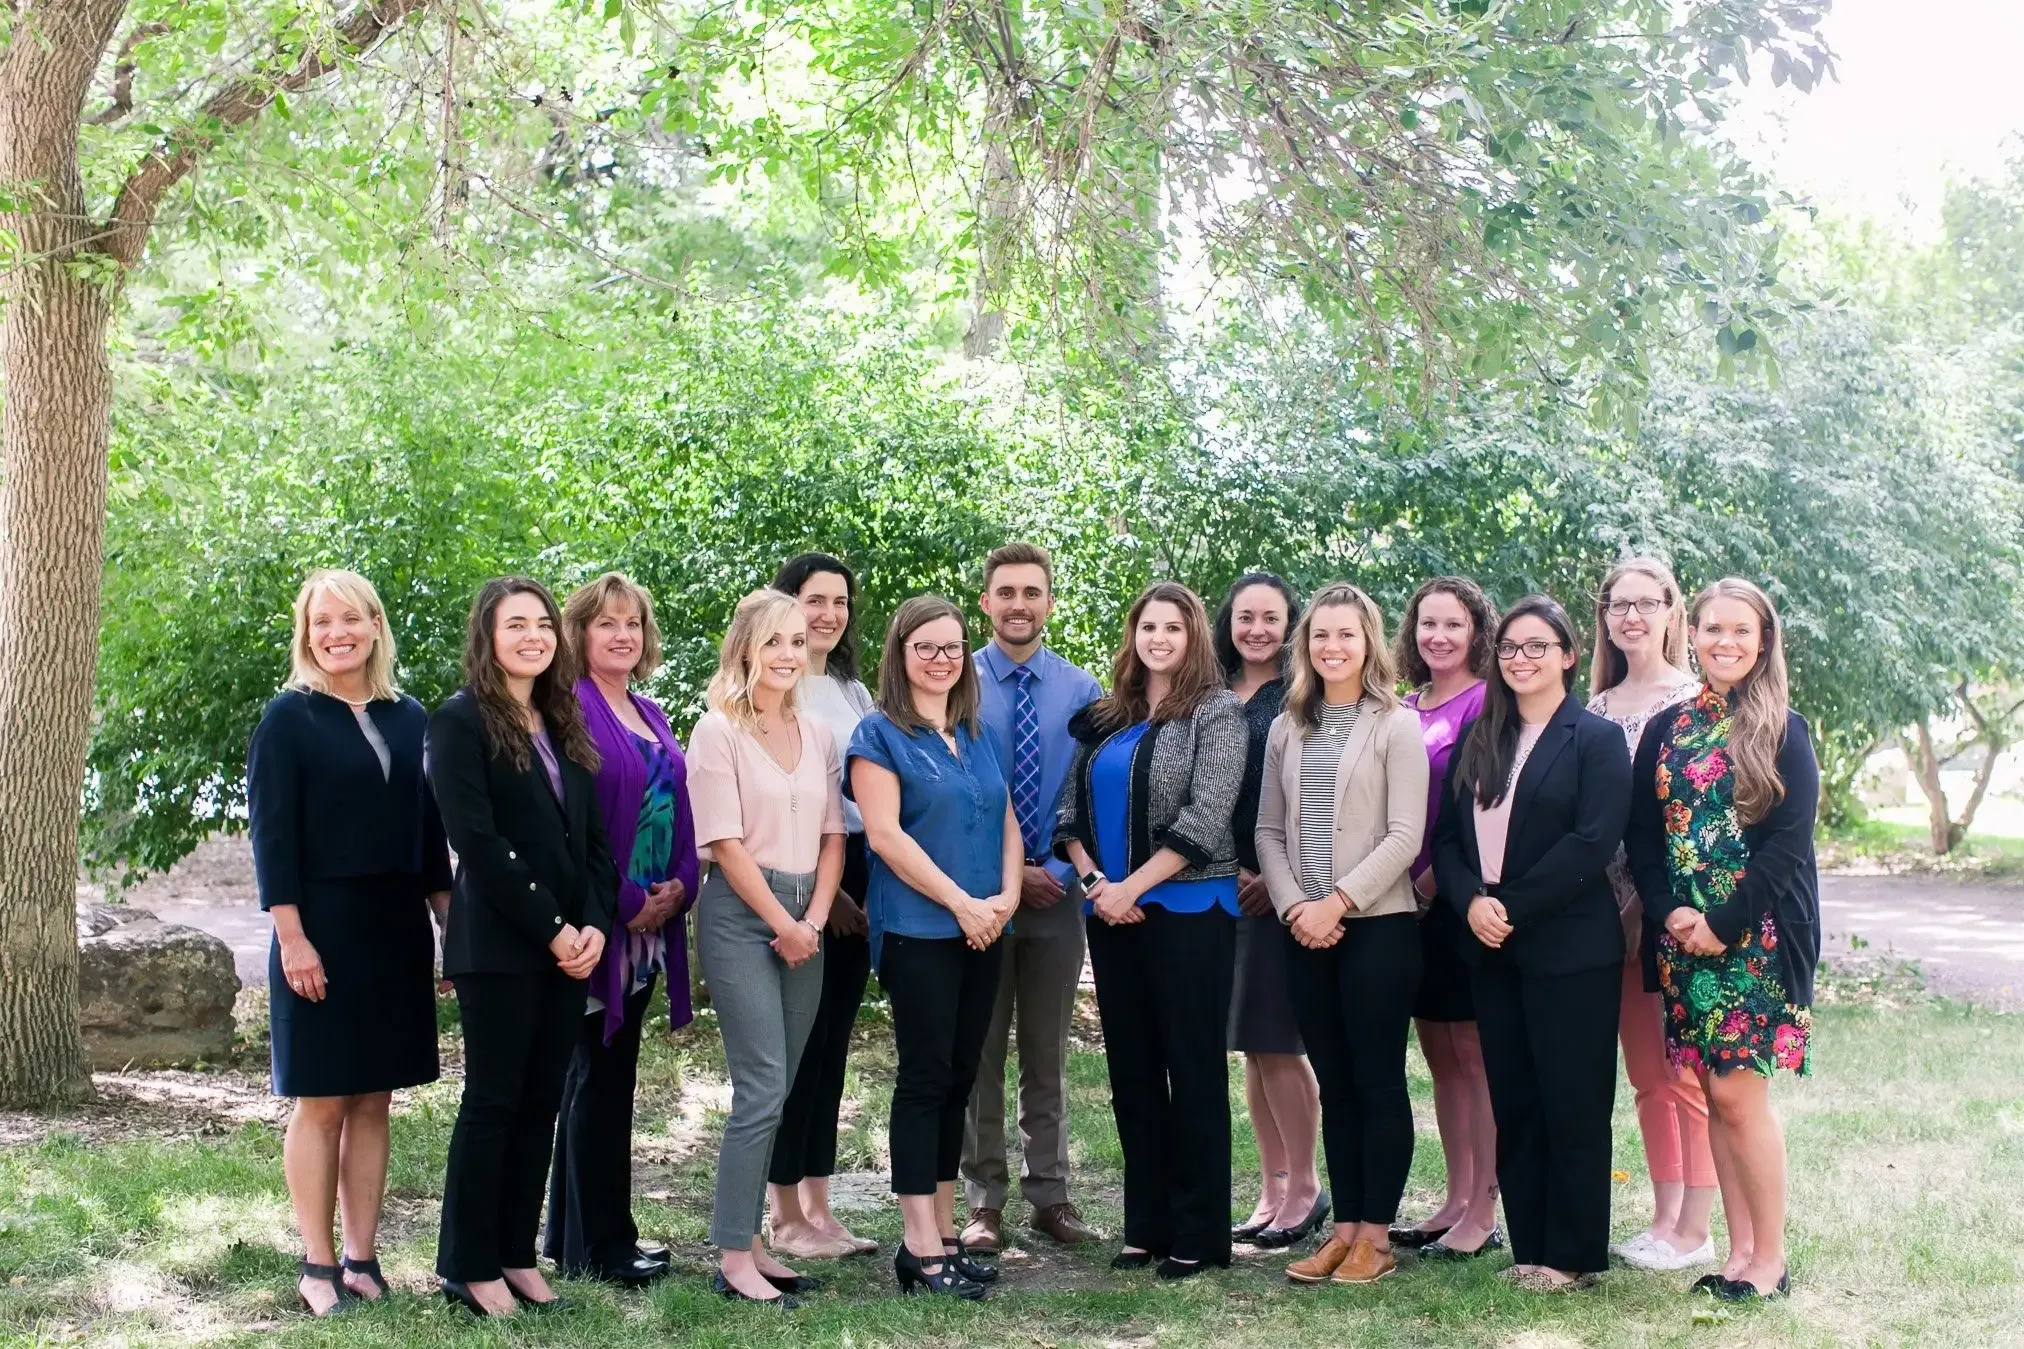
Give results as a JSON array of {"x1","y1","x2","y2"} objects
[{"x1": 1298, "y1": 700, "x2": 1363, "y2": 900}]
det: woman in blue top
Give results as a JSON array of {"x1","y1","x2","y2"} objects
[
  {"x1": 1055, "y1": 582, "x2": 1248, "y2": 1280},
  {"x1": 848, "y1": 596, "x2": 1022, "y2": 1300}
]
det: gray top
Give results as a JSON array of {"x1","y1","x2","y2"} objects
[
  {"x1": 1297, "y1": 700, "x2": 1363, "y2": 900},
  {"x1": 352, "y1": 704, "x2": 391, "y2": 780},
  {"x1": 801, "y1": 672, "x2": 875, "y2": 834}
]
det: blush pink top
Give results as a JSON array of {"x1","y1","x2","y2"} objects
[
  {"x1": 1473, "y1": 721, "x2": 1547, "y2": 886},
  {"x1": 687, "y1": 708, "x2": 846, "y2": 873}
]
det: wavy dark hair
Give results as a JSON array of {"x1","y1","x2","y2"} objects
[
  {"x1": 875, "y1": 595, "x2": 982, "y2": 737},
  {"x1": 772, "y1": 552, "x2": 861, "y2": 682},
  {"x1": 1088, "y1": 581, "x2": 1222, "y2": 731},
  {"x1": 1394, "y1": 575, "x2": 1499, "y2": 689},
  {"x1": 462, "y1": 577, "x2": 597, "y2": 774},
  {"x1": 1452, "y1": 594, "x2": 1578, "y2": 808},
  {"x1": 1212, "y1": 572, "x2": 1302, "y2": 681}
]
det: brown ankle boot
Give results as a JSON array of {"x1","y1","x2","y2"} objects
[
  {"x1": 1331, "y1": 1239, "x2": 1397, "y2": 1284},
  {"x1": 1286, "y1": 1233, "x2": 1355, "y2": 1284}
]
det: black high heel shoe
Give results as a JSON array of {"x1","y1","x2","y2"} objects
[
  {"x1": 1109, "y1": 1247, "x2": 1170, "y2": 1270},
  {"x1": 1420, "y1": 1227, "x2": 1504, "y2": 1261},
  {"x1": 1232, "y1": 1217, "x2": 1273, "y2": 1241},
  {"x1": 298, "y1": 1260, "x2": 354, "y2": 1316},
  {"x1": 713, "y1": 1270, "x2": 799, "y2": 1308},
  {"x1": 339, "y1": 1255, "x2": 388, "y2": 1300},
  {"x1": 1156, "y1": 1254, "x2": 1230, "y2": 1281},
  {"x1": 506, "y1": 1279, "x2": 570, "y2": 1313},
  {"x1": 894, "y1": 1246, "x2": 986, "y2": 1299},
  {"x1": 942, "y1": 1238, "x2": 999, "y2": 1284},
  {"x1": 764, "y1": 1270, "x2": 824, "y2": 1295},
  {"x1": 438, "y1": 1280, "x2": 494, "y2": 1317},
  {"x1": 1387, "y1": 1223, "x2": 1451, "y2": 1250},
  {"x1": 1253, "y1": 1192, "x2": 1331, "y2": 1249}
]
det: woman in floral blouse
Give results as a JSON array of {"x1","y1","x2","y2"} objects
[{"x1": 1627, "y1": 577, "x2": 1820, "y2": 1306}]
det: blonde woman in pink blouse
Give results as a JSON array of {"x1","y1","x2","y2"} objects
[{"x1": 688, "y1": 590, "x2": 848, "y2": 1307}]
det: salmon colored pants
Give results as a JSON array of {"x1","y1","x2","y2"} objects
[{"x1": 1619, "y1": 955, "x2": 1716, "y2": 1188}]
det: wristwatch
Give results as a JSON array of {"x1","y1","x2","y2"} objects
[{"x1": 1079, "y1": 870, "x2": 1103, "y2": 891}]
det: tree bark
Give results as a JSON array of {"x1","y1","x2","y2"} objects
[
  {"x1": 0, "y1": 0, "x2": 132, "y2": 1106},
  {"x1": 1907, "y1": 720, "x2": 1959, "y2": 855}
]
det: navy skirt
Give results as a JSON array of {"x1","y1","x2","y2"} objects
[{"x1": 269, "y1": 872, "x2": 441, "y2": 1097}]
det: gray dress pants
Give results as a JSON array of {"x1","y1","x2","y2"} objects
[{"x1": 697, "y1": 865, "x2": 824, "y2": 1248}]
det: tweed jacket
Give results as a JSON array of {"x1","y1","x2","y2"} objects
[{"x1": 1053, "y1": 688, "x2": 1247, "y2": 883}]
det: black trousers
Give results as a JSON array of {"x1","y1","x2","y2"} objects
[
  {"x1": 770, "y1": 835, "x2": 873, "y2": 1185},
  {"x1": 1472, "y1": 960, "x2": 1622, "y2": 1274},
  {"x1": 1285, "y1": 912, "x2": 1421, "y2": 1226},
  {"x1": 543, "y1": 975, "x2": 656, "y2": 1274},
  {"x1": 1085, "y1": 906, "x2": 1236, "y2": 1264},
  {"x1": 438, "y1": 966, "x2": 586, "y2": 1281},
  {"x1": 881, "y1": 932, "x2": 1004, "y2": 1196}
]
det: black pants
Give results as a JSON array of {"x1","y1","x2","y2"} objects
[
  {"x1": 438, "y1": 967, "x2": 586, "y2": 1281},
  {"x1": 881, "y1": 932, "x2": 1004, "y2": 1196},
  {"x1": 543, "y1": 975, "x2": 655, "y2": 1274},
  {"x1": 1085, "y1": 906, "x2": 1236, "y2": 1264},
  {"x1": 1285, "y1": 912, "x2": 1421, "y2": 1226},
  {"x1": 770, "y1": 836, "x2": 873, "y2": 1185},
  {"x1": 1472, "y1": 960, "x2": 1621, "y2": 1274}
]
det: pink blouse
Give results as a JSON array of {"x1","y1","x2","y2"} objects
[
  {"x1": 687, "y1": 709, "x2": 846, "y2": 874},
  {"x1": 1473, "y1": 721, "x2": 1546, "y2": 885}
]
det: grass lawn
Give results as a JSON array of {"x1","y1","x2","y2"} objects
[{"x1": 2, "y1": 970, "x2": 2020, "y2": 1347}]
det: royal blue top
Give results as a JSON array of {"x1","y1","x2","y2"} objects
[
  {"x1": 974, "y1": 643, "x2": 1103, "y2": 884},
  {"x1": 845, "y1": 710, "x2": 1011, "y2": 966},
  {"x1": 1089, "y1": 722, "x2": 1240, "y2": 916}
]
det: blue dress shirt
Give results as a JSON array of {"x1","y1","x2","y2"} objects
[
  {"x1": 1088, "y1": 722, "x2": 1239, "y2": 916},
  {"x1": 974, "y1": 642, "x2": 1102, "y2": 886}
]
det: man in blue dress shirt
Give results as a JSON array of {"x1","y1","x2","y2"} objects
[{"x1": 959, "y1": 543, "x2": 1105, "y2": 1254}]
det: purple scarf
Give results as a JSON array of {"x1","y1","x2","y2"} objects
[{"x1": 576, "y1": 678, "x2": 701, "y2": 1044}]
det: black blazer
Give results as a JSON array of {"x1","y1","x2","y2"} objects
[
  {"x1": 247, "y1": 690, "x2": 453, "y2": 908},
  {"x1": 1432, "y1": 694, "x2": 1631, "y2": 977},
  {"x1": 1627, "y1": 705, "x2": 1821, "y2": 1007},
  {"x1": 425, "y1": 690, "x2": 618, "y2": 977}
]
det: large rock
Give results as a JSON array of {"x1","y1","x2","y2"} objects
[{"x1": 76, "y1": 899, "x2": 241, "y2": 1070}]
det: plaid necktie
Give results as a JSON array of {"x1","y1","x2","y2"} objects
[{"x1": 1010, "y1": 664, "x2": 1044, "y2": 858}]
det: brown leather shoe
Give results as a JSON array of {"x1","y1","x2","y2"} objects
[
  {"x1": 960, "y1": 1207, "x2": 1004, "y2": 1256},
  {"x1": 1285, "y1": 1233, "x2": 1354, "y2": 1284},
  {"x1": 1330, "y1": 1239, "x2": 1397, "y2": 1284},
  {"x1": 1029, "y1": 1202, "x2": 1099, "y2": 1246}
]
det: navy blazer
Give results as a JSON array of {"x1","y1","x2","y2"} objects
[
  {"x1": 247, "y1": 689, "x2": 453, "y2": 909},
  {"x1": 426, "y1": 690, "x2": 619, "y2": 978},
  {"x1": 1432, "y1": 693, "x2": 1631, "y2": 977}
]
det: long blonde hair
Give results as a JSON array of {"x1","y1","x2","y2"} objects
[
  {"x1": 706, "y1": 589, "x2": 805, "y2": 732},
  {"x1": 1590, "y1": 556, "x2": 1690, "y2": 699},
  {"x1": 1285, "y1": 582, "x2": 1401, "y2": 729},
  {"x1": 1692, "y1": 577, "x2": 1792, "y2": 825},
  {"x1": 287, "y1": 569, "x2": 398, "y2": 701}
]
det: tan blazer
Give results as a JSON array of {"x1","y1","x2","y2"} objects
[{"x1": 1255, "y1": 702, "x2": 1428, "y2": 921}]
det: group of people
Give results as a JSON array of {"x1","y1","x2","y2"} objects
[{"x1": 247, "y1": 543, "x2": 1819, "y2": 1318}]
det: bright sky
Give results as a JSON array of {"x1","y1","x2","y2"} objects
[{"x1": 1727, "y1": 0, "x2": 2024, "y2": 235}]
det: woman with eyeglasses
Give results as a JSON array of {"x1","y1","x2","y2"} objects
[
  {"x1": 1586, "y1": 560, "x2": 1716, "y2": 1274},
  {"x1": 849, "y1": 597, "x2": 1021, "y2": 1299},
  {"x1": 1432, "y1": 596, "x2": 1631, "y2": 1294}
]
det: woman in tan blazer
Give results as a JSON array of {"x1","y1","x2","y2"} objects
[{"x1": 1255, "y1": 582, "x2": 1428, "y2": 1288}]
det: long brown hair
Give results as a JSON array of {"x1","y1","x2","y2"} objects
[
  {"x1": 875, "y1": 595, "x2": 982, "y2": 737},
  {"x1": 1285, "y1": 581, "x2": 1402, "y2": 728},
  {"x1": 1589, "y1": 556, "x2": 1689, "y2": 699},
  {"x1": 1392, "y1": 575, "x2": 1497, "y2": 689},
  {"x1": 1453, "y1": 595, "x2": 1578, "y2": 808},
  {"x1": 1088, "y1": 582, "x2": 1221, "y2": 730},
  {"x1": 1692, "y1": 577, "x2": 1794, "y2": 825},
  {"x1": 462, "y1": 577, "x2": 597, "y2": 773}
]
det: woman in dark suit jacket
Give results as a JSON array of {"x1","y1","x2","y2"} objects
[
  {"x1": 248, "y1": 569, "x2": 452, "y2": 1316},
  {"x1": 1432, "y1": 595, "x2": 1631, "y2": 1293},
  {"x1": 427, "y1": 577, "x2": 618, "y2": 1317}
]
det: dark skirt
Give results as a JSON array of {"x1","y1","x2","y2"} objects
[
  {"x1": 269, "y1": 872, "x2": 440, "y2": 1097},
  {"x1": 1411, "y1": 900, "x2": 1476, "y2": 1023},
  {"x1": 1229, "y1": 913, "x2": 1305, "y2": 1054}
]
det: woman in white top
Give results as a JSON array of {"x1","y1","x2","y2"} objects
[
  {"x1": 763, "y1": 553, "x2": 881, "y2": 1257},
  {"x1": 1587, "y1": 558, "x2": 1716, "y2": 1272}
]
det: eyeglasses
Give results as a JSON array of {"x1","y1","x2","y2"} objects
[
  {"x1": 909, "y1": 640, "x2": 968, "y2": 661},
  {"x1": 1496, "y1": 639, "x2": 1563, "y2": 660},
  {"x1": 1605, "y1": 597, "x2": 1666, "y2": 617}
]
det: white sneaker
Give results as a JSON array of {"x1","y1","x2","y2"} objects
[{"x1": 1621, "y1": 1235, "x2": 1716, "y2": 1272}]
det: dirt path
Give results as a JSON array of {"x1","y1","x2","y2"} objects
[{"x1": 1819, "y1": 873, "x2": 2024, "y2": 1011}]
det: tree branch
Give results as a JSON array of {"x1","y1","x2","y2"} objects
[
  {"x1": 85, "y1": 21, "x2": 170, "y2": 126},
  {"x1": 99, "y1": 0, "x2": 432, "y2": 269}
]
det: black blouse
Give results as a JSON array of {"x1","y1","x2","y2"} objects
[{"x1": 1231, "y1": 678, "x2": 1286, "y2": 875}]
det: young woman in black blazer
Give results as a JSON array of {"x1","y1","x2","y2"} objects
[
  {"x1": 1432, "y1": 595, "x2": 1631, "y2": 1293},
  {"x1": 427, "y1": 577, "x2": 619, "y2": 1317}
]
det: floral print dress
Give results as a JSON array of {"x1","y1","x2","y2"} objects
[{"x1": 1652, "y1": 688, "x2": 1812, "y2": 1077}]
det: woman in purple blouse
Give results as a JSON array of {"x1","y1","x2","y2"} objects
[
  {"x1": 1391, "y1": 577, "x2": 1503, "y2": 1260},
  {"x1": 544, "y1": 573, "x2": 700, "y2": 1287}
]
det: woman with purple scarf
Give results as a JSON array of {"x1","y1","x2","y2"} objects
[{"x1": 543, "y1": 573, "x2": 700, "y2": 1287}]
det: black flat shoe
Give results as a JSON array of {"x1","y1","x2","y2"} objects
[
  {"x1": 1155, "y1": 1256, "x2": 1228, "y2": 1281},
  {"x1": 339, "y1": 1255, "x2": 388, "y2": 1300},
  {"x1": 637, "y1": 1242, "x2": 672, "y2": 1264},
  {"x1": 764, "y1": 1271, "x2": 823, "y2": 1295},
  {"x1": 1387, "y1": 1224, "x2": 1451, "y2": 1249},
  {"x1": 1420, "y1": 1228, "x2": 1504, "y2": 1261},
  {"x1": 1253, "y1": 1192, "x2": 1331, "y2": 1249},
  {"x1": 1109, "y1": 1247, "x2": 1169, "y2": 1270},
  {"x1": 1713, "y1": 1270, "x2": 1790, "y2": 1302},
  {"x1": 942, "y1": 1239, "x2": 999, "y2": 1284},
  {"x1": 712, "y1": 1270, "x2": 798, "y2": 1308},
  {"x1": 1691, "y1": 1272, "x2": 1731, "y2": 1294},
  {"x1": 298, "y1": 1260, "x2": 355, "y2": 1316},
  {"x1": 438, "y1": 1280, "x2": 494, "y2": 1317},
  {"x1": 894, "y1": 1247, "x2": 986, "y2": 1299},
  {"x1": 592, "y1": 1252, "x2": 670, "y2": 1287}
]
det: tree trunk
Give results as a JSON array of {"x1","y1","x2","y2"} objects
[
  {"x1": 1907, "y1": 720, "x2": 1957, "y2": 855},
  {"x1": 0, "y1": 0, "x2": 130, "y2": 1106}
]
